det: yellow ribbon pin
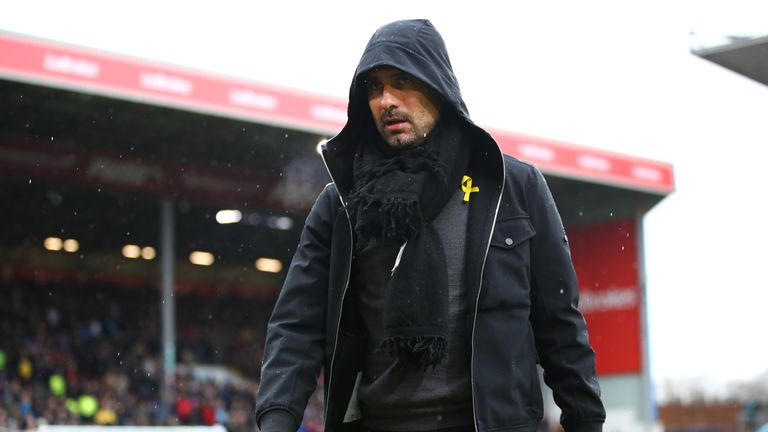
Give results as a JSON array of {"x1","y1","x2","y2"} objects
[{"x1": 461, "y1": 175, "x2": 479, "y2": 202}]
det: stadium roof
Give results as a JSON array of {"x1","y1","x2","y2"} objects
[
  {"x1": 0, "y1": 31, "x2": 674, "y2": 195},
  {"x1": 690, "y1": 32, "x2": 768, "y2": 87}
]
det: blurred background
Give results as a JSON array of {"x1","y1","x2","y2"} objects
[{"x1": 1, "y1": 1, "x2": 767, "y2": 431}]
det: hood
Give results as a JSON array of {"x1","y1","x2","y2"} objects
[
  {"x1": 323, "y1": 19, "x2": 475, "y2": 195},
  {"x1": 347, "y1": 19, "x2": 469, "y2": 127}
]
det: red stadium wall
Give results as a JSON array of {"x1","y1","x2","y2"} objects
[{"x1": 567, "y1": 218, "x2": 642, "y2": 375}]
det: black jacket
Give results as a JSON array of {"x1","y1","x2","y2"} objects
[{"x1": 255, "y1": 19, "x2": 605, "y2": 432}]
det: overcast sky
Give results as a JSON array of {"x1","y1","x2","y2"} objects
[{"x1": 2, "y1": 0, "x2": 767, "y2": 399}]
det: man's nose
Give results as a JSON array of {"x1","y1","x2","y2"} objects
[{"x1": 380, "y1": 86, "x2": 400, "y2": 109}]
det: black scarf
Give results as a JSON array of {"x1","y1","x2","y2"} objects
[{"x1": 347, "y1": 118, "x2": 468, "y2": 368}]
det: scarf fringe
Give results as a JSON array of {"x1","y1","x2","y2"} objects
[
  {"x1": 378, "y1": 199, "x2": 422, "y2": 242},
  {"x1": 347, "y1": 193, "x2": 422, "y2": 246},
  {"x1": 380, "y1": 335, "x2": 447, "y2": 370}
]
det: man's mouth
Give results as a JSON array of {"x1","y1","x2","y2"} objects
[{"x1": 383, "y1": 117, "x2": 408, "y2": 131}]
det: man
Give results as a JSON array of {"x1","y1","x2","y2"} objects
[{"x1": 255, "y1": 19, "x2": 605, "y2": 432}]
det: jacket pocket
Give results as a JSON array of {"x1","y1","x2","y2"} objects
[
  {"x1": 489, "y1": 216, "x2": 536, "y2": 249},
  {"x1": 479, "y1": 217, "x2": 536, "y2": 311},
  {"x1": 473, "y1": 311, "x2": 543, "y2": 428}
]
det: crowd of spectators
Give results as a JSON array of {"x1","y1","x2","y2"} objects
[{"x1": 0, "y1": 278, "x2": 324, "y2": 432}]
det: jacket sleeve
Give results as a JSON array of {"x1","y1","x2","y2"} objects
[
  {"x1": 255, "y1": 184, "x2": 337, "y2": 431},
  {"x1": 525, "y1": 167, "x2": 606, "y2": 432}
]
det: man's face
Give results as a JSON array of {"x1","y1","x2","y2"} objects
[{"x1": 365, "y1": 67, "x2": 443, "y2": 148}]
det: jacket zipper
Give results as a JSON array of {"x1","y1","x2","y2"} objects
[
  {"x1": 470, "y1": 143, "x2": 506, "y2": 431},
  {"x1": 320, "y1": 150, "x2": 354, "y2": 427}
]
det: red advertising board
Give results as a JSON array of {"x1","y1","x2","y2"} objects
[{"x1": 567, "y1": 218, "x2": 642, "y2": 375}]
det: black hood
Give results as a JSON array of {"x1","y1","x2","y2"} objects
[
  {"x1": 347, "y1": 19, "x2": 469, "y2": 126},
  {"x1": 323, "y1": 19, "x2": 476, "y2": 195}
]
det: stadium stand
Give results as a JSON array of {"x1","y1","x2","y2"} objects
[{"x1": 0, "y1": 279, "x2": 324, "y2": 431}]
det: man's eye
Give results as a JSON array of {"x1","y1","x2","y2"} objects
[
  {"x1": 397, "y1": 75, "x2": 413, "y2": 85},
  {"x1": 366, "y1": 81, "x2": 382, "y2": 93}
]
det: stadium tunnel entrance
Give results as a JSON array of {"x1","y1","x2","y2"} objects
[{"x1": 1, "y1": 31, "x2": 675, "y2": 429}]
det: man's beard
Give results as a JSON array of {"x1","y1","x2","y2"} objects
[
  {"x1": 388, "y1": 132, "x2": 423, "y2": 148},
  {"x1": 378, "y1": 109, "x2": 429, "y2": 148}
]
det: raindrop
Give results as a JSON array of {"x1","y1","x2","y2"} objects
[{"x1": 559, "y1": 289, "x2": 564, "y2": 294}]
